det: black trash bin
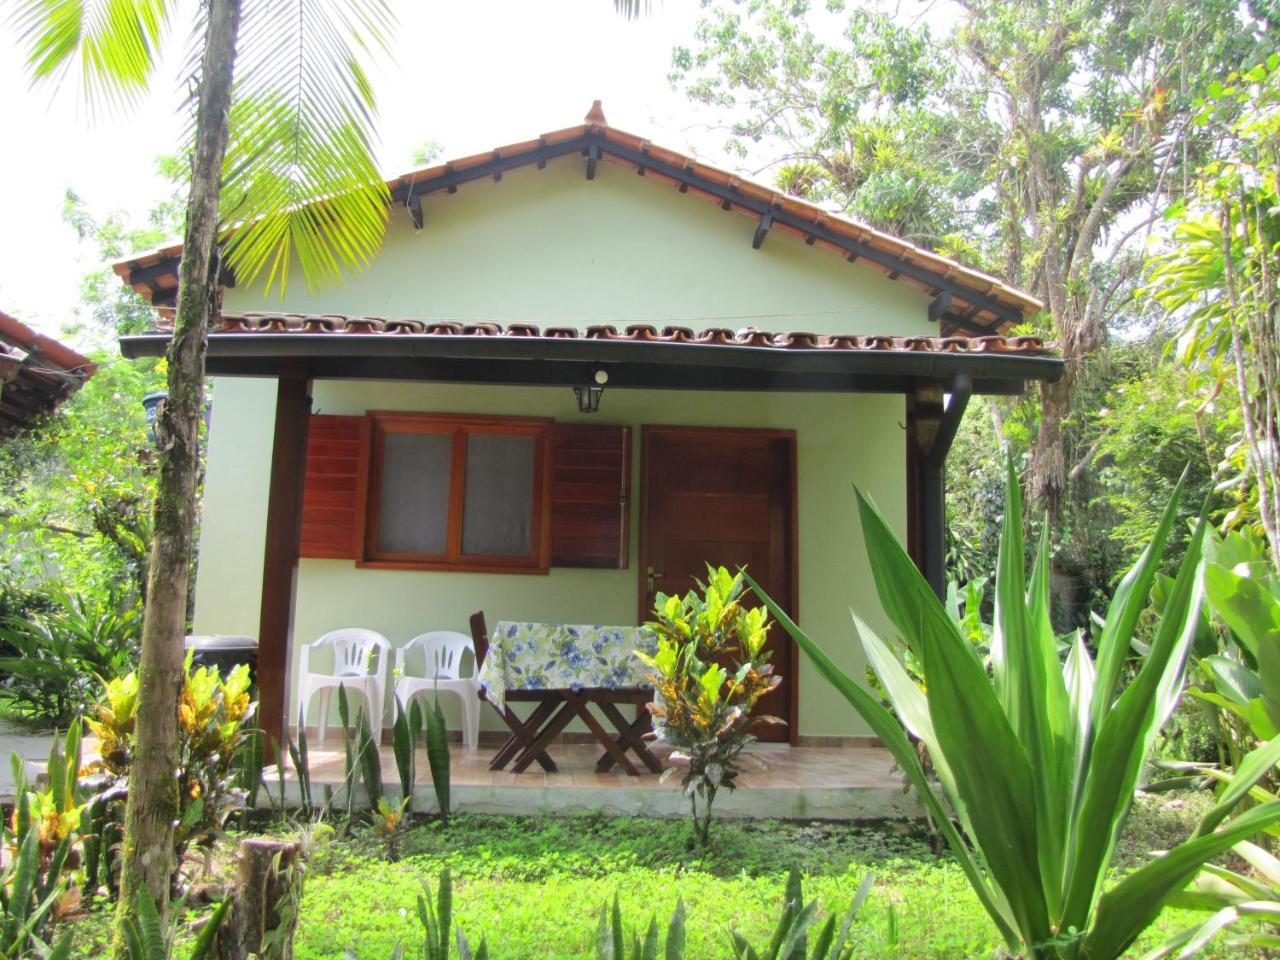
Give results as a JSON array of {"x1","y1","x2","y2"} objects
[{"x1": 184, "y1": 635, "x2": 258, "y2": 691}]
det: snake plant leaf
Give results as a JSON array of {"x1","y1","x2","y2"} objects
[
  {"x1": 438, "y1": 865, "x2": 453, "y2": 958},
  {"x1": 776, "y1": 901, "x2": 819, "y2": 960},
  {"x1": 1089, "y1": 802, "x2": 1280, "y2": 958},
  {"x1": 190, "y1": 896, "x2": 232, "y2": 960},
  {"x1": 612, "y1": 894, "x2": 625, "y2": 960},
  {"x1": 729, "y1": 931, "x2": 759, "y2": 960},
  {"x1": 641, "y1": 916, "x2": 659, "y2": 960},
  {"x1": 810, "y1": 916, "x2": 835, "y2": 960},
  {"x1": 426, "y1": 695, "x2": 451, "y2": 822},
  {"x1": 9, "y1": 819, "x2": 39, "y2": 925},
  {"x1": 829, "y1": 872, "x2": 875, "y2": 959},
  {"x1": 393, "y1": 697, "x2": 414, "y2": 807},
  {"x1": 665, "y1": 898, "x2": 686, "y2": 960},
  {"x1": 745, "y1": 572, "x2": 1020, "y2": 948}
]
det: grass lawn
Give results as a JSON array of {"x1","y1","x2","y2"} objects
[{"x1": 67, "y1": 793, "x2": 1252, "y2": 959}]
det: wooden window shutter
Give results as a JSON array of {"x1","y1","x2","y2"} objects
[
  {"x1": 549, "y1": 424, "x2": 631, "y2": 569},
  {"x1": 298, "y1": 414, "x2": 369, "y2": 559}
]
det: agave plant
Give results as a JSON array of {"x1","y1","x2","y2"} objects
[{"x1": 749, "y1": 464, "x2": 1280, "y2": 960}]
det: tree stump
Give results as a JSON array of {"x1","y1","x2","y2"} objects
[{"x1": 214, "y1": 837, "x2": 303, "y2": 960}]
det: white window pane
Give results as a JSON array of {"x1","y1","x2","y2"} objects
[
  {"x1": 378, "y1": 432, "x2": 451, "y2": 554},
  {"x1": 462, "y1": 434, "x2": 534, "y2": 556}
]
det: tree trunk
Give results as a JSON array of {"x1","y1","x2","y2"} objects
[
  {"x1": 1029, "y1": 377, "x2": 1070, "y2": 521},
  {"x1": 111, "y1": 0, "x2": 242, "y2": 954},
  {"x1": 215, "y1": 839, "x2": 303, "y2": 960}
]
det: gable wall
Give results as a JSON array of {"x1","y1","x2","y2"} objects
[{"x1": 223, "y1": 154, "x2": 935, "y2": 337}]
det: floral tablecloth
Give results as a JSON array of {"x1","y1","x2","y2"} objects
[{"x1": 478, "y1": 622, "x2": 658, "y2": 711}]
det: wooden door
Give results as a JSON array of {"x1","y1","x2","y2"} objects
[{"x1": 639, "y1": 426, "x2": 797, "y2": 743}]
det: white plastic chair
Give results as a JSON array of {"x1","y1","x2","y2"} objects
[
  {"x1": 394, "y1": 631, "x2": 481, "y2": 751},
  {"x1": 296, "y1": 628, "x2": 391, "y2": 743}
]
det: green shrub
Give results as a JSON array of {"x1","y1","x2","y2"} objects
[
  {"x1": 0, "y1": 586, "x2": 140, "y2": 726},
  {"x1": 2, "y1": 722, "x2": 84, "y2": 957},
  {"x1": 85, "y1": 653, "x2": 255, "y2": 890},
  {"x1": 639, "y1": 566, "x2": 782, "y2": 848}
]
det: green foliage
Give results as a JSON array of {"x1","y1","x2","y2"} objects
[
  {"x1": 2, "y1": 722, "x2": 84, "y2": 958},
  {"x1": 594, "y1": 893, "x2": 683, "y2": 960},
  {"x1": 413, "y1": 867, "x2": 486, "y2": 960},
  {"x1": 68, "y1": 809, "x2": 1224, "y2": 958},
  {"x1": 6, "y1": 0, "x2": 396, "y2": 300},
  {"x1": 1145, "y1": 757, "x2": 1280, "y2": 959},
  {"x1": 1171, "y1": 527, "x2": 1280, "y2": 796},
  {"x1": 118, "y1": 888, "x2": 228, "y2": 960},
  {"x1": 85, "y1": 655, "x2": 256, "y2": 888},
  {"x1": 640, "y1": 566, "x2": 782, "y2": 848},
  {"x1": 727, "y1": 868, "x2": 873, "y2": 960},
  {"x1": 0, "y1": 354, "x2": 163, "y2": 605},
  {"x1": 1094, "y1": 358, "x2": 1239, "y2": 560},
  {"x1": 0, "y1": 586, "x2": 140, "y2": 725},
  {"x1": 1146, "y1": 54, "x2": 1280, "y2": 564},
  {"x1": 749, "y1": 463, "x2": 1280, "y2": 958}
]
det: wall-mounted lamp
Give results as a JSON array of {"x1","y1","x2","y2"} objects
[{"x1": 574, "y1": 367, "x2": 609, "y2": 413}]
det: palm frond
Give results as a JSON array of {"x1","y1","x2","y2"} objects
[
  {"x1": 612, "y1": 0, "x2": 655, "y2": 21},
  {"x1": 7, "y1": 0, "x2": 170, "y2": 113},
  {"x1": 217, "y1": 0, "x2": 394, "y2": 294}
]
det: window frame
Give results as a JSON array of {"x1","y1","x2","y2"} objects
[{"x1": 360, "y1": 411, "x2": 553, "y2": 573}]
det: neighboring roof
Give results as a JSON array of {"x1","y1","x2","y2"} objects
[
  {"x1": 0, "y1": 310, "x2": 96, "y2": 435},
  {"x1": 119, "y1": 313, "x2": 1062, "y2": 396},
  {"x1": 112, "y1": 103, "x2": 1044, "y2": 335}
]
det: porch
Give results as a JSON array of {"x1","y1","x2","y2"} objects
[{"x1": 273, "y1": 739, "x2": 918, "y2": 820}]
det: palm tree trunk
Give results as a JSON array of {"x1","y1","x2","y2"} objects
[{"x1": 112, "y1": 0, "x2": 242, "y2": 952}]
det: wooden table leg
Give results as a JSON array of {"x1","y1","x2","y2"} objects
[
  {"x1": 595, "y1": 700, "x2": 662, "y2": 774},
  {"x1": 511, "y1": 695, "x2": 578, "y2": 773},
  {"x1": 564, "y1": 691, "x2": 640, "y2": 777},
  {"x1": 489, "y1": 697, "x2": 558, "y2": 772}
]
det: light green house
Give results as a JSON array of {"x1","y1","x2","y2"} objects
[{"x1": 115, "y1": 104, "x2": 1057, "y2": 755}]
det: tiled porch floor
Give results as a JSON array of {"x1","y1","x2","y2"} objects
[{"x1": 280, "y1": 740, "x2": 920, "y2": 820}]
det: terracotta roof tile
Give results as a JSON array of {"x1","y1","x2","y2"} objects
[
  {"x1": 0, "y1": 310, "x2": 95, "y2": 435},
  {"x1": 189, "y1": 313, "x2": 1053, "y2": 357}
]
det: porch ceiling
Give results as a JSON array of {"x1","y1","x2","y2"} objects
[{"x1": 119, "y1": 315, "x2": 1063, "y2": 395}]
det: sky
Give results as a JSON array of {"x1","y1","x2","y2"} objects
[{"x1": 0, "y1": 0, "x2": 727, "y2": 343}]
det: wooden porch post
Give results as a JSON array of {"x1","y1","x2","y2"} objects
[
  {"x1": 906, "y1": 376, "x2": 971, "y2": 599},
  {"x1": 256, "y1": 366, "x2": 312, "y2": 756}
]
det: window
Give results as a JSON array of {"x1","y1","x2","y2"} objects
[{"x1": 364, "y1": 413, "x2": 551, "y2": 572}]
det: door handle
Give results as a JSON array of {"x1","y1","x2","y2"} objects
[{"x1": 646, "y1": 565, "x2": 663, "y2": 594}]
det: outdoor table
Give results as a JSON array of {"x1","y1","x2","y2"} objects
[{"x1": 477, "y1": 622, "x2": 663, "y2": 776}]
